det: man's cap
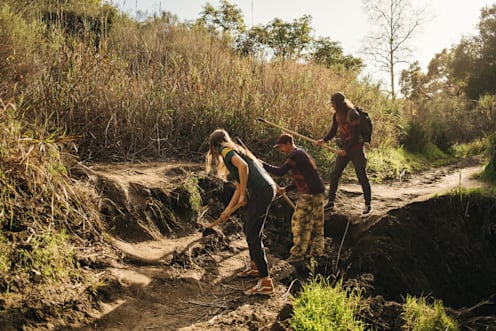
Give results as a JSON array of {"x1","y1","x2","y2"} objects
[
  {"x1": 273, "y1": 133, "x2": 293, "y2": 148},
  {"x1": 330, "y1": 92, "x2": 346, "y2": 104}
]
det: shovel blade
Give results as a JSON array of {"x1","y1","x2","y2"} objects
[{"x1": 202, "y1": 227, "x2": 218, "y2": 237}]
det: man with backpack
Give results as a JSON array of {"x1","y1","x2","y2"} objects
[{"x1": 316, "y1": 92, "x2": 372, "y2": 216}]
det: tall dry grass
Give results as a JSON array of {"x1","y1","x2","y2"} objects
[
  {"x1": 0, "y1": 97, "x2": 103, "y2": 290},
  {"x1": 2, "y1": 5, "x2": 396, "y2": 162}
]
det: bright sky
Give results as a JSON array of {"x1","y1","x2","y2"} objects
[{"x1": 110, "y1": 0, "x2": 494, "y2": 84}]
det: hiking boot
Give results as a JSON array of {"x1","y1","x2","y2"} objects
[
  {"x1": 324, "y1": 200, "x2": 335, "y2": 211},
  {"x1": 361, "y1": 204, "x2": 372, "y2": 217},
  {"x1": 237, "y1": 261, "x2": 259, "y2": 278},
  {"x1": 244, "y1": 277, "x2": 274, "y2": 296}
]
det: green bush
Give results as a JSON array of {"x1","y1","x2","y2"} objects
[
  {"x1": 430, "y1": 120, "x2": 451, "y2": 152},
  {"x1": 401, "y1": 296, "x2": 459, "y2": 331},
  {"x1": 399, "y1": 120, "x2": 429, "y2": 153},
  {"x1": 451, "y1": 137, "x2": 488, "y2": 158},
  {"x1": 291, "y1": 276, "x2": 367, "y2": 331}
]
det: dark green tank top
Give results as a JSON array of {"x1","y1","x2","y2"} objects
[{"x1": 219, "y1": 146, "x2": 275, "y2": 191}]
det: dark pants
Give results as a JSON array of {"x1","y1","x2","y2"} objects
[
  {"x1": 328, "y1": 148, "x2": 371, "y2": 205},
  {"x1": 244, "y1": 184, "x2": 275, "y2": 278}
]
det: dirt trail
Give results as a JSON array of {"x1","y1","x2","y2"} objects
[
  {"x1": 75, "y1": 161, "x2": 488, "y2": 331},
  {"x1": 334, "y1": 163, "x2": 486, "y2": 226}
]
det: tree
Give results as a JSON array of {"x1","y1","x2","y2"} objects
[
  {"x1": 236, "y1": 24, "x2": 269, "y2": 57},
  {"x1": 362, "y1": 0, "x2": 426, "y2": 100},
  {"x1": 264, "y1": 15, "x2": 313, "y2": 60},
  {"x1": 449, "y1": 4, "x2": 496, "y2": 99},
  {"x1": 399, "y1": 61, "x2": 427, "y2": 100},
  {"x1": 425, "y1": 49, "x2": 460, "y2": 96},
  {"x1": 237, "y1": 15, "x2": 313, "y2": 61},
  {"x1": 196, "y1": 0, "x2": 245, "y2": 44},
  {"x1": 309, "y1": 37, "x2": 363, "y2": 71}
]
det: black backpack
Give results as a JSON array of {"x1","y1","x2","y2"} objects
[{"x1": 347, "y1": 107, "x2": 373, "y2": 143}]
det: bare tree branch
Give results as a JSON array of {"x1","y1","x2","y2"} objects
[{"x1": 362, "y1": 0, "x2": 427, "y2": 99}]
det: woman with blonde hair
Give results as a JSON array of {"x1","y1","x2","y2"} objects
[{"x1": 206, "y1": 129, "x2": 276, "y2": 295}]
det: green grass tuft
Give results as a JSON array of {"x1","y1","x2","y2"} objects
[
  {"x1": 291, "y1": 276, "x2": 368, "y2": 331},
  {"x1": 401, "y1": 296, "x2": 459, "y2": 331}
]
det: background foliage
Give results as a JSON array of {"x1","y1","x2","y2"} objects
[{"x1": 0, "y1": 0, "x2": 494, "y2": 170}]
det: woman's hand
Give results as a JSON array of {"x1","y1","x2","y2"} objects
[
  {"x1": 237, "y1": 194, "x2": 247, "y2": 206},
  {"x1": 221, "y1": 200, "x2": 246, "y2": 221},
  {"x1": 219, "y1": 210, "x2": 230, "y2": 221}
]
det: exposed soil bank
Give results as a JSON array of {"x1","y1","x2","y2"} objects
[
  {"x1": 1, "y1": 161, "x2": 495, "y2": 330},
  {"x1": 347, "y1": 194, "x2": 496, "y2": 310}
]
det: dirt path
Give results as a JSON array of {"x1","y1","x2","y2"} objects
[
  {"x1": 334, "y1": 163, "x2": 486, "y2": 227},
  {"x1": 81, "y1": 237, "x2": 294, "y2": 330},
  {"x1": 77, "y1": 161, "x2": 487, "y2": 331}
]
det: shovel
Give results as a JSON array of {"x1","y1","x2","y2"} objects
[
  {"x1": 202, "y1": 203, "x2": 245, "y2": 237},
  {"x1": 256, "y1": 117, "x2": 336, "y2": 152}
]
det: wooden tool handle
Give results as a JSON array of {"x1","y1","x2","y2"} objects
[
  {"x1": 256, "y1": 117, "x2": 336, "y2": 152},
  {"x1": 206, "y1": 203, "x2": 244, "y2": 229}
]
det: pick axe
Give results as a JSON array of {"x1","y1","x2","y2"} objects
[{"x1": 256, "y1": 117, "x2": 337, "y2": 153}]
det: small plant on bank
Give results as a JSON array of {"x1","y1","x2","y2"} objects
[
  {"x1": 401, "y1": 296, "x2": 459, "y2": 331},
  {"x1": 451, "y1": 137, "x2": 488, "y2": 159},
  {"x1": 181, "y1": 174, "x2": 203, "y2": 213},
  {"x1": 290, "y1": 275, "x2": 368, "y2": 331},
  {"x1": 17, "y1": 230, "x2": 74, "y2": 280}
]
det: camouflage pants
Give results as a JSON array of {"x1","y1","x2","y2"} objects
[{"x1": 289, "y1": 193, "x2": 325, "y2": 258}]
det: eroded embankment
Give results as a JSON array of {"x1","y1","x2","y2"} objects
[
  {"x1": 89, "y1": 163, "x2": 496, "y2": 330},
  {"x1": 92, "y1": 164, "x2": 496, "y2": 312},
  {"x1": 345, "y1": 194, "x2": 496, "y2": 310}
]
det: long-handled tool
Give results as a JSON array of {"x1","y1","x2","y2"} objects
[
  {"x1": 202, "y1": 203, "x2": 244, "y2": 237},
  {"x1": 235, "y1": 137, "x2": 296, "y2": 209},
  {"x1": 257, "y1": 117, "x2": 336, "y2": 152}
]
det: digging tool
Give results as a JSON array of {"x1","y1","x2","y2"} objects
[
  {"x1": 235, "y1": 137, "x2": 296, "y2": 209},
  {"x1": 256, "y1": 117, "x2": 337, "y2": 152},
  {"x1": 272, "y1": 192, "x2": 296, "y2": 209},
  {"x1": 202, "y1": 203, "x2": 245, "y2": 237}
]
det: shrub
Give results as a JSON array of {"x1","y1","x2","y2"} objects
[
  {"x1": 430, "y1": 120, "x2": 451, "y2": 152},
  {"x1": 399, "y1": 120, "x2": 429, "y2": 153},
  {"x1": 0, "y1": 4, "x2": 43, "y2": 98},
  {"x1": 0, "y1": 99, "x2": 102, "y2": 288},
  {"x1": 401, "y1": 296, "x2": 459, "y2": 331},
  {"x1": 291, "y1": 276, "x2": 367, "y2": 331}
]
